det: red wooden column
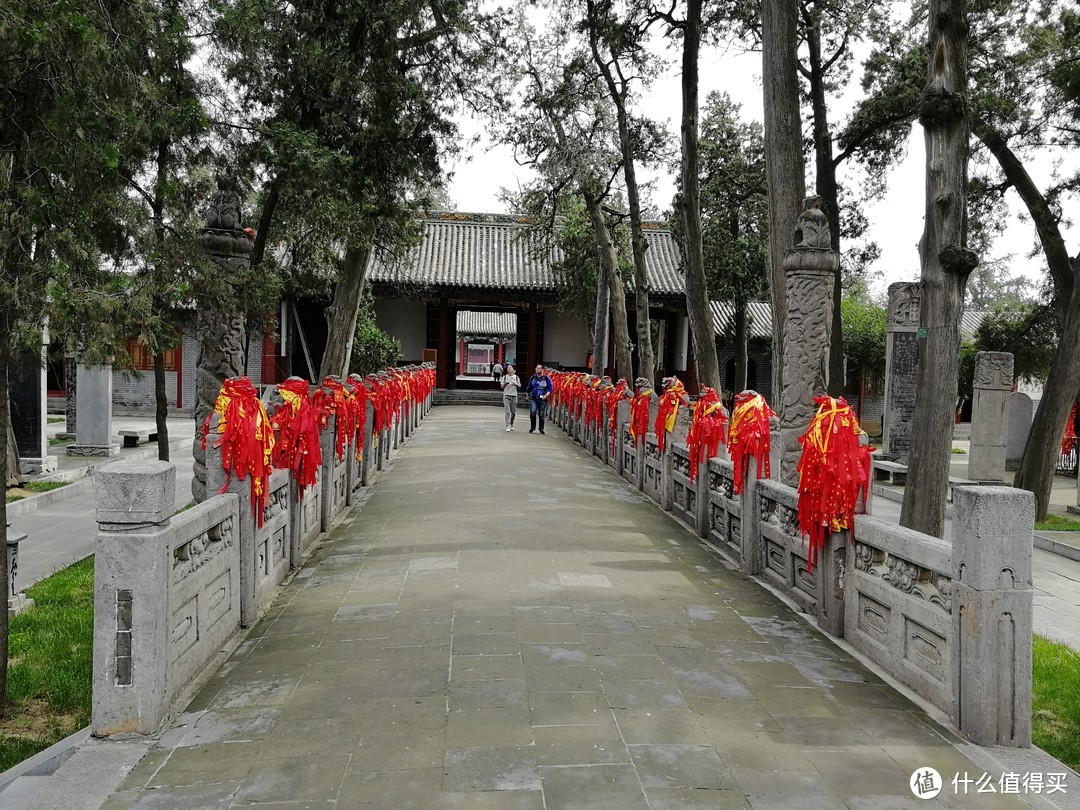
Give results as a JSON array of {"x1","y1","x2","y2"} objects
[{"x1": 437, "y1": 297, "x2": 451, "y2": 389}]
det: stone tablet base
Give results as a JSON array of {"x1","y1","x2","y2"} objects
[
  {"x1": 19, "y1": 456, "x2": 58, "y2": 474},
  {"x1": 67, "y1": 444, "x2": 120, "y2": 457}
]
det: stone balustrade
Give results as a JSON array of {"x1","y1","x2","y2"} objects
[
  {"x1": 554, "y1": 397, "x2": 1033, "y2": 748},
  {"x1": 91, "y1": 379, "x2": 434, "y2": 738}
]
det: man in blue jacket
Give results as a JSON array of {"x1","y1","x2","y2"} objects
[{"x1": 526, "y1": 364, "x2": 553, "y2": 434}]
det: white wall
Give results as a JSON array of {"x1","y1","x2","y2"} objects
[
  {"x1": 543, "y1": 310, "x2": 591, "y2": 370},
  {"x1": 374, "y1": 299, "x2": 428, "y2": 362}
]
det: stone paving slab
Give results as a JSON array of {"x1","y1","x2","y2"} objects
[{"x1": 99, "y1": 407, "x2": 1063, "y2": 809}]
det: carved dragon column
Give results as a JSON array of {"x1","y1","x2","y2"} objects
[
  {"x1": 191, "y1": 181, "x2": 252, "y2": 502},
  {"x1": 779, "y1": 197, "x2": 840, "y2": 487}
]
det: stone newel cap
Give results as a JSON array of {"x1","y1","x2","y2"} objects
[{"x1": 96, "y1": 459, "x2": 177, "y2": 529}]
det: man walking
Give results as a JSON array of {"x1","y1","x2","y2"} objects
[{"x1": 526, "y1": 364, "x2": 553, "y2": 434}]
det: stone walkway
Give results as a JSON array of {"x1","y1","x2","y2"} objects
[{"x1": 100, "y1": 407, "x2": 1057, "y2": 808}]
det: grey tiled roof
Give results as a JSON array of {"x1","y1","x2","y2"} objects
[
  {"x1": 366, "y1": 212, "x2": 685, "y2": 297},
  {"x1": 709, "y1": 301, "x2": 774, "y2": 340},
  {"x1": 960, "y1": 309, "x2": 990, "y2": 341},
  {"x1": 456, "y1": 311, "x2": 517, "y2": 339}
]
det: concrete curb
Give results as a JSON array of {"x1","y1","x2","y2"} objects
[
  {"x1": 1034, "y1": 532, "x2": 1080, "y2": 563},
  {"x1": 7, "y1": 438, "x2": 194, "y2": 518}
]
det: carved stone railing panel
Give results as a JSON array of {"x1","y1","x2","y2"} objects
[
  {"x1": 845, "y1": 515, "x2": 954, "y2": 715},
  {"x1": 669, "y1": 443, "x2": 696, "y2": 529},
  {"x1": 755, "y1": 479, "x2": 817, "y2": 615},
  {"x1": 254, "y1": 468, "x2": 291, "y2": 615},
  {"x1": 706, "y1": 458, "x2": 741, "y2": 562}
]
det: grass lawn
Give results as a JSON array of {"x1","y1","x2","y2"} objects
[
  {"x1": 0, "y1": 558, "x2": 94, "y2": 773},
  {"x1": 4, "y1": 480, "x2": 69, "y2": 505},
  {"x1": 1032, "y1": 635, "x2": 1080, "y2": 771},
  {"x1": 46, "y1": 417, "x2": 64, "y2": 424},
  {"x1": 1035, "y1": 514, "x2": 1080, "y2": 532}
]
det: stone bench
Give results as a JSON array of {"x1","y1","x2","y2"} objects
[
  {"x1": 871, "y1": 459, "x2": 907, "y2": 485},
  {"x1": 118, "y1": 429, "x2": 158, "y2": 448}
]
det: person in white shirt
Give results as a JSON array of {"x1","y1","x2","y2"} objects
[{"x1": 500, "y1": 365, "x2": 521, "y2": 431}]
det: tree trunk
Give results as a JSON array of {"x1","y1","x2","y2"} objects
[
  {"x1": 153, "y1": 352, "x2": 169, "y2": 462},
  {"x1": 762, "y1": 0, "x2": 805, "y2": 399},
  {"x1": 583, "y1": 190, "x2": 633, "y2": 381},
  {"x1": 585, "y1": 2, "x2": 655, "y2": 384},
  {"x1": 805, "y1": 11, "x2": 847, "y2": 397},
  {"x1": 1015, "y1": 295, "x2": 1080, "y2": 519},
  {"x1": 734, "y1": 301, "x2": 748, "y2": 392},
  {"x1": 970, "y1": 123, "x2": 1080, "y2": 519},
  {"x1": 592, "y1": 262, "x2": 610, "y2": 376},
  {"x1": 0, "y1": 304, "x2": 12, "y2": 714},
  {"x1": 900, "y1": 0, "x2": 977, "y2": 537},
  {"x1": 678, "y1": 0, "x2": 721, "y2": 393},
  {"x1": 320, "y1": 244, "x2": 371, "y2": 380}
]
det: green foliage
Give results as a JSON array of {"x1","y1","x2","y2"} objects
[
  {"x1": 840, "y1": 294, "x2": 886, "y2": 373},
  {"x1": 1032, "y1": 634, "x2": 1080, "y2": 771},
  {"x1": 349, "y1": 293, "x2": 401, "y2": 376},
  {"x1": 0, "y1": 558, "x2": 94, "y2": 771},
  {"x1": 697, "y1": 92, "x2": 769, "y2": 309},
  {"x1": 973, "y1": 302, "x2": 1058, "y2": 383},
  {"x1": 550, "y1": 198, "x2": 602, "y2": 331}
]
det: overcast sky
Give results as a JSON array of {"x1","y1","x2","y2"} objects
[{"x1": 446, "y1": 39, "x2": 1073, "y2": 300}]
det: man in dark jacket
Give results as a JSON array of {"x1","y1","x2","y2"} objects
[{"x1": 526, "y1": 364, "x2": 553, "y2": 434}]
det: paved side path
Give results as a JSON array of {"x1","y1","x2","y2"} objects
[{"x1": 95, "y1": 407, "x2": 1058, "y2": 809}]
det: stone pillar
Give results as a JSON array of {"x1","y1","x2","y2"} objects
[
  {"x1": 1004, "y1": 392, "x2": 1033, "y2": 472},
  {"x1": 11, "y1": 329, "x2": 57, "y2": 473},
  {"x1": 779, "y1": 198, "x2": 838, "y2": 486},
  {"x1": 951, "y1": 486, "x2": 1033, "y2": 747},
  {"x1": 92, "y1": 460, "x2": 178, "y2": 735},
  {"x1": 968, "y1": 352, "x2": 1014, "y2": 481},
  {"x1": 64, "y1": 354, "x2": 78, "y2": 436},
  {"x1": 192, "y1": 181, "x2": 252, "y2": 503},
  {"x1": 68, "y1": 363, "x2": 119, "y2": 457},
  {"x1": 883, "y1": 281, "x2": 921, "y2": 460}
]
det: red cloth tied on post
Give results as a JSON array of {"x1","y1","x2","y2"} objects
[
  {"x1": 607, "y1": 379, "x2": 629, "y2": 456},
  {"x1": 586, "y1": 379, "x2": 605, "y2": 430},
  {"x1": 347, "y1": 375, "x2": 369, "y2": 460},
  {"x1": 1063, "y1": 402, "x2": 1077, "y2": 455},
  {"x1": 686, "y1": 387, "x2": 728, "y2": 482},
  {"x1": 269, "y1": 378, "x2": 322, "y2": 495},
  {"x1": 654, "y1": 377, "x2": 687, "y2": 452},
  {"x1": 795, "y1": 395, "x2": 872, "y2": 573},
  {"x1": 201, "y1": 376, "x2": 275, "y2": 527},
  {"x1": 317, "y1": 376, "x2": 360, "y2": 462},
  {"x1": 629, "y1": 382, "x2": 654, "y2": 446},
  {"x1": 728, "y1": 391, "x2": 776, "y2": 494}
]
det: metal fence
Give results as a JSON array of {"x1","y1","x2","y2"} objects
[{"x1": 1057, "y1": 448, "x2": 1078, "y2": 478}]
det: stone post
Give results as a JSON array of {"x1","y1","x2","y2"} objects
[
  {"x1": 779, "y1": 198, "x2": 838, "y2": 486},
  {"x1": 1004, "y1": 392, "x2": 1033, "y2": 472},
  {"x1": 92, "y1": 460, "x2": 178, "y2": 735},
  {"x1": 816, "y1": 533, "x2": 846, "y2": 637},
  {"x1": 362, "y1": 393, "x2": 375, "y2": 487},
  {"x1": 7, "y1": 527, "x2": 32, "y2": 614},
  {"x1": 67, "y1": 363, "x2": 119, "y2": 457},
  {"x1": 205, "y1": 415, "x2": 257, "y2": 627},
  {"x1": 883, "y1": 281, "x2": 921, "y2": 460},
  {"x1": 951, "y1": 486, "x2": 1033, "y2": 747},
  {"x1": 320, "y1": 412, "x2": 338, "y2": 532},
  {"x1": 968, "y1": 352, "x2": 1014, "y2": 481},
  {"x1": 192, "y1": 181, "x2": 252, "y2": 503},
  {"x1": 740, "y1": 466, "x2": 763, "y2": 576}
]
